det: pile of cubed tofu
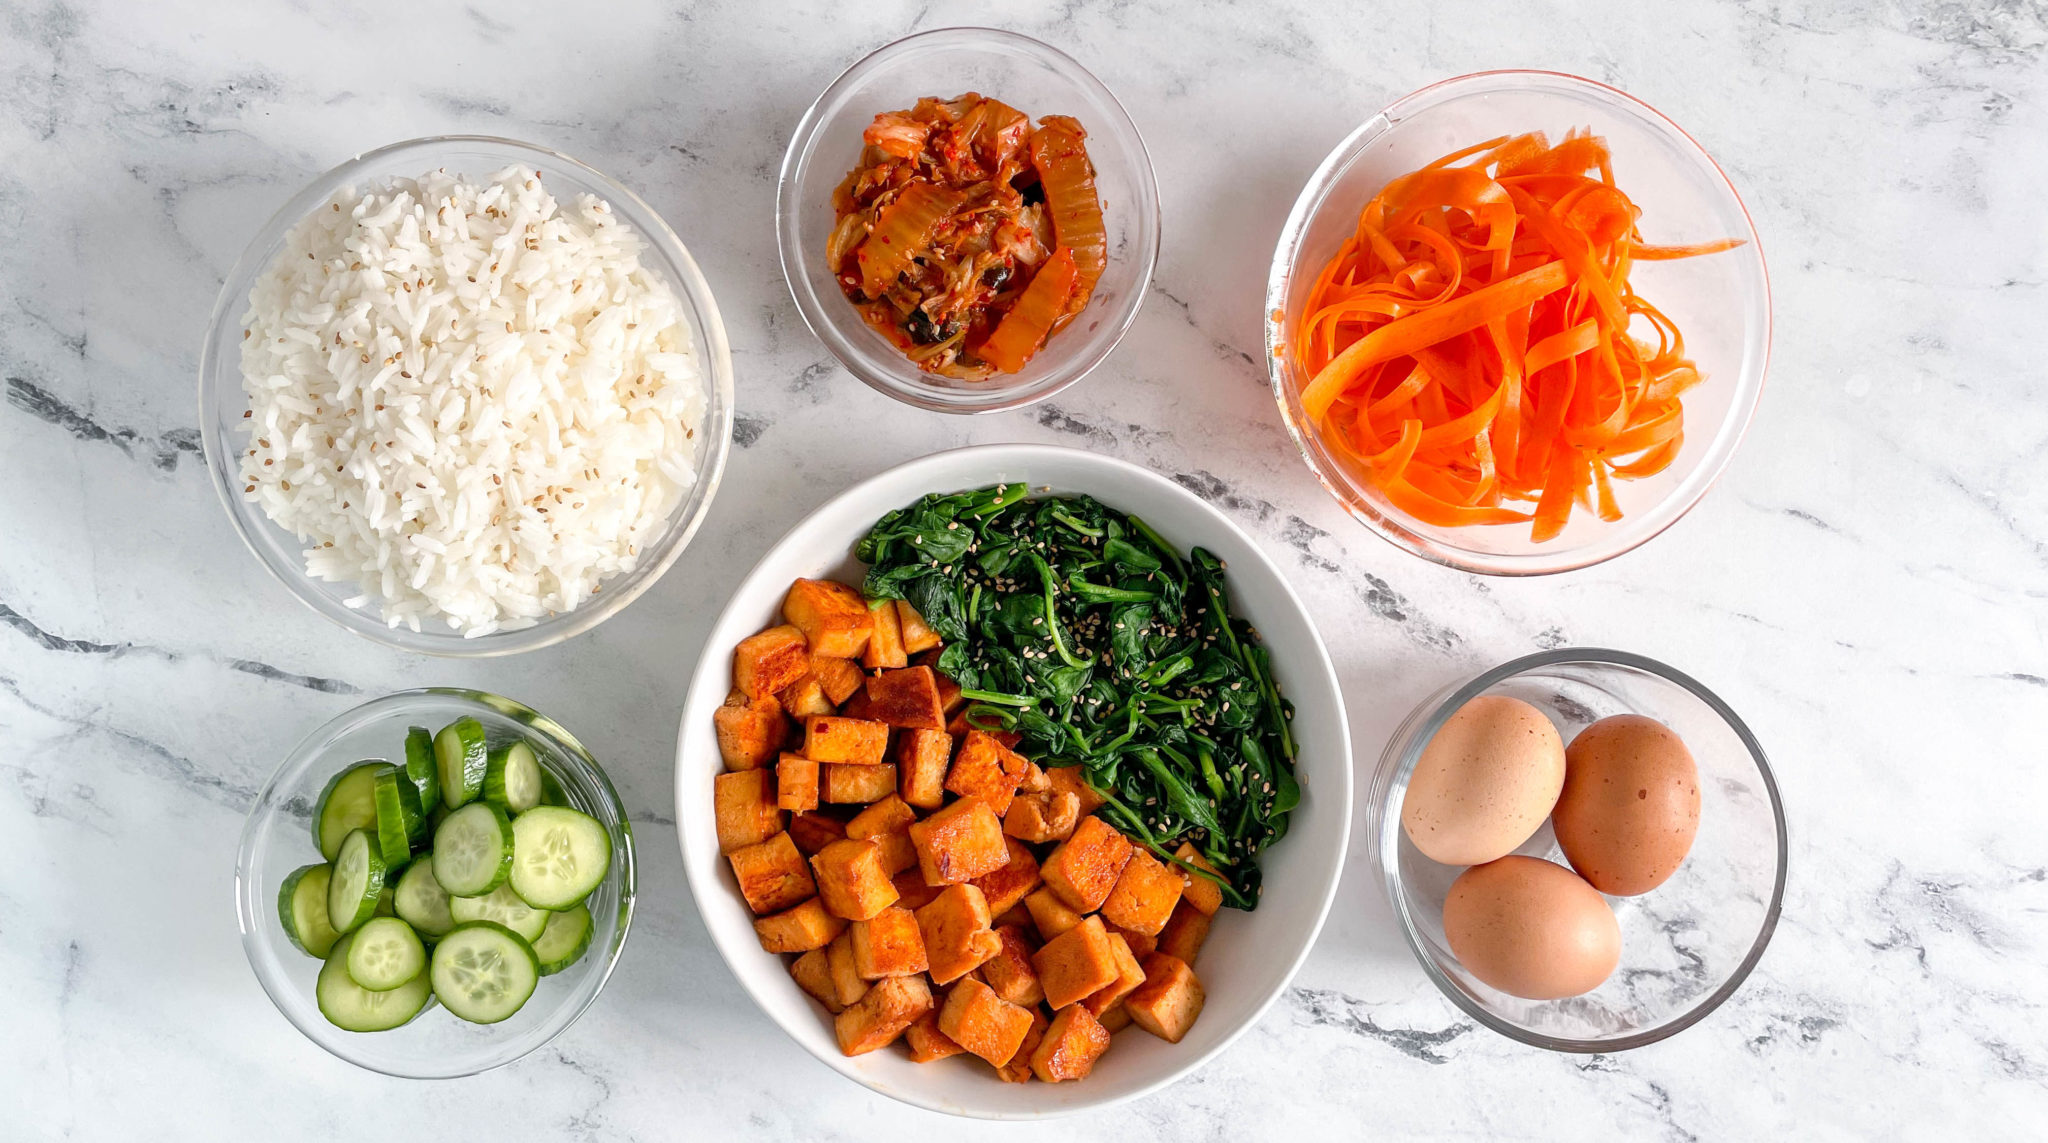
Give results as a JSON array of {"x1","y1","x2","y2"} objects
[{"x1": 714, "y1": 577, "x2": 1216, "y2": 1083}]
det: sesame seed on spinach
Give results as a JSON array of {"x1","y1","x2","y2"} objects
[{"x1": 856, "y1": 485, "x2": 1300, "y2": 910}]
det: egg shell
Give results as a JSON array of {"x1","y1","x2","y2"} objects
[
  {"x1": 1553, "y1": 714, "x2": 1702, "y2": 896},
  {"x1": 1442, "y1": 856, "x2": 1621, "y2": 1001},
  {"x1": 1401, "y1": 694, "x2": 1565, "y2": 866}
]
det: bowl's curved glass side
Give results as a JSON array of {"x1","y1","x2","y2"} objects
[
  {"x1": 777, "y1": 27, "x2": 1160, "y2": 414},
  {"x1": 198, "y1": 136, "x2": 732, "y2": 656},
  {"x1": 1372, "y1": 649, "x2": 1785, "y2": 1052},
  {"x1": 1265, "y1": 71, "x2": 1770, "y2": 575},
  {"x1": 234, "y1": 689, "x2": 635, "y2": 1077}
]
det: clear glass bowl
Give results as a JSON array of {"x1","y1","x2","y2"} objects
[
  {"x1": 1367, "y1": 649, "x2": 1785, "y2": 1051},
  {"x1": 776, "y1": 27, "x2": 1160, "y2": 414},
  {"x1": 1265, "y1": 71, "x2": 1771, "y2": 575},
  {"x1": 197, "y1": 135, "x2": 735, "y2": 655},
  {"x1": 234, "y1": 688, "x2": 636, "y2": 1077}
]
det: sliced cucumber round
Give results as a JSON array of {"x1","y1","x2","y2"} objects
[
  {"x1": 318, "y1": 931, "x2": 432, "y2": 1032},
  {"x1": 430, "y1": 921, "x2": 539, "y2": 1024},
  {"x1": 313, "y1": 762, "x2": 383, "y2": 862},
  {"x1": 372, "y1": 764, "x2": 423, "y2": 867},
  {"x1": 484, "y1": 740, "x2": 544, "y2": 815},
  {"x1": 394, "y1": 858, "x2": 457, "y2": 939},
  {"x1": 373, "y1": 884, "x2": 397, "y2": 918},
  {"x1": 509, "y1": 806, "x2": 612, "y2": 910},
  {"x1": 532, "y1": 903, "x2": 594, "y2": 976},
  {"x1": 432, "y1": 802, "x2": 512, "y2": 897},
  {"x1": 434, "y1": 717, "x2": 489, "y2": 811},
  {"x1": 403, "y1": 725, "x2": 441, "y2": 815},
  {"x1": 278, "y1": 864, "x2": 341, "y2": 959},
  {"x1": 327, "y1": 829, "x2": 388, "y2": 935},
  {"x1": 345, "y1": 916, "x2": 427, "y2": 991},
  {"x1": 538, "y1": 769, "x2": 571, "y2": 808},
  {"x1": 448, "y1": 883, "x2": 549, "y2": 942}
]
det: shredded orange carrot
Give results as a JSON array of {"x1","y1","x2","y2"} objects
[{"x1": 1293, "y1": 130, "x2": 1741, "y2": 542}]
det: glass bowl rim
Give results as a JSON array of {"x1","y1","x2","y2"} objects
[
  {"x1": 774, "y1": 25, "x2": 1162, "y2": 415},
  {"x1": 196, "y1": 133, "x2": 736, "y2": 657},
  {"x1": 232, "y1": 686, "x2": 638, "y2": 1077},
  {"x1": 1374, "y1": 646, "x2": 1787, "y2": 1052},
  {"x1": 1263, "y1": 68, "x2": 1773, "y2": 576}
]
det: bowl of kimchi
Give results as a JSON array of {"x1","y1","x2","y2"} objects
[
  {"x1": 1265, "y1": 71, "x2": 1771, "y2": 575},
  {"x1": 777, "y1": 27, "x2": 1161, "y2": 414}
]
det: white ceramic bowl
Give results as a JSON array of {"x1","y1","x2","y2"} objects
[{"x1": 673, "y1": 444, "x2": 1351, "y2": 1118}]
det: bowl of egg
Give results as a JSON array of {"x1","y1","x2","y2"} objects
[{"x1": 1368, "y1": 648, "x2": 1785, "y2": 1051}]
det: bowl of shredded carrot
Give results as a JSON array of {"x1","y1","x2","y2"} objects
[{"x1": 1266, "y1": 71, "x2": 1769, "y2": 574}]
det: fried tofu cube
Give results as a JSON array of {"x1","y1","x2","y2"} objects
[
  {"x1": 1157, "y1": 900, "x2": 1213, "y2": 966},
  {"x1": 803, "y1": 716, "x2": 890, "y2": 765},
  {"x1": 896, "y1": 599, "x2": 942, "y2": 654},
  {"x1": 934, "y1": 672, "x2": 965, "y2": 716},
  {"x1": 777, "y1": 673, "x2": 835, "y2": 718},
  {"x1": 727, "y1": 832, "x2": 815, "y2": 915},
  {"x1": 714, "y1": 693, "x2": 788, "y2": 771},
  {"x1": 825, "y1": 930, "x2": 868, "y2": 1007},
  {"x1": 861, "y1": 599, "x2": 909, "y2": 670},
  {"x1": 945, "y1": 730, "x2": 1031, "y2": 816},
  {"x1": 993, "y1": 902, "x2": 1034, "y2": 930},
  {"x1": 850, "y1": 905, "x2": 927, "y2": 978},
  {"x1": 820, "y1": 763, "x2": 896, "y2": 804},
  {"x1": 1003, "y1": 788, "x2": 1081, "y2": 844},
  {"x1": 1100, "y1": 847, "x2": 1184, "y2": 936},
  {"x1": 784, "y1": 578, "x2": 873, "y2": 660},
  {"x1": 862, "y1": 666, "x2": 945, "y2": 730},
  {"x1": 1126, "y1": 953, "x2": 1204, "y2": 1043},
  {"x1": 1082, "y1": 932, "x2": 1147, "y2": 1015},
  {"x1": 937, "y1": 977, "x2": 1035, "y2": 1067},
  {"x1": 847, "y1": 794, "x2": 919, "y2": 876},
  {"x1": 791, "y1": 948, "x2": 843, "y2": 1013},
  {"x1": 995, "y1": 1009, "x2": 1051, "y2": 1082},
  {"x1": 908, "y1": 797, "x2": 1009, "y2": 885},
  {"x1": 1098, "y1": 1002, "x2": 1132, "y2": 1033},
  {"x1": 714, "y1": 769, "x2": 784, "y2": 854},
  {"x1": 904, "y1": 1009, "x2": 966, "y2": 1062},
  {"x1": 1034, "y1": 915, "x2": 1122, "y2": 1010},
  {"x1": 837, "y1": 686, "x2": 877, "y2": 721},
  {"x1": 980, "y1": 925, "x2": 1044, "y2": 1008},
  {"x1": 1104, "y1": 920, "x2": 1157, "y2": 960},
  {"x1": 834, "y1": 974, "x2": 931, "y2": 1056},
  {"x1": 735, "y1": 624, "x2": 810, "y2": 701},
  {"x1": 916, "y1": 884, "x2": 1002, "y2": 985},
  {"x1": 891, "y1": 867, "x2": 942, "y2": 911},
  {"x1": 812, "y1": 656, "x2": 867, "y2": 705},
  {"x1": 787, "y1": 809, "x2": 847, "y2": 856},
  {"x1": 1031, "y1": 1005, "x2": 1113, "y2": 1082},
  {"x1": 1041, "y1": 816, "x2": 1133, "y2": 912},
  {"x1": 1047, "y1": 765, "x2": 1105, "y2": 816},
  {"x1": 1174, "y1": 841, "x2": 1226, "y2": 915},
  {"x1": 810, "y1": 839, "x2": 900, "y2": 921},
  {"x1": 754, "y1": 897, "x2": 847, "y2": 953},
  {"x1": 895, "y1": 728, "x2": 952, "y2": 809},
  {"x1": 774, "y1": 754, "x2": 819, "y2": 814},
  {"x1": 969, "y1": 836, "x2": 1043, "y2": 917},
  {"x1": 1025, "y1": 887, "x2": 1084, "y2": 942}
]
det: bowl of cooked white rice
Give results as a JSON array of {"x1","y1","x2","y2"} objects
[{"x1": 199, "y1": 136, "x2": 733, "y2": 655}]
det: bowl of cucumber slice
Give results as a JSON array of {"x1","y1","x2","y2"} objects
[{"x1": 235, "y1": 688, "x2": 636, "y2": 1077}]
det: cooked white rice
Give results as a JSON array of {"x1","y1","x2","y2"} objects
[{"x1": 237, "y1": 165, "x2": 704, "y2": 637}]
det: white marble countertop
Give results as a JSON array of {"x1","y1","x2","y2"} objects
[{"x1": 4, "y1": 0, "x2": 2044, "y2": 1137}]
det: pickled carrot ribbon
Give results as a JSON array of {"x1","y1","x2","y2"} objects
[{"x1": 1293, "y1": 129, "x2": 1742, "y2": 542}]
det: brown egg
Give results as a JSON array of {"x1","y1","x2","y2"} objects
[
  {"x1": 1402, "y1": 695, "x2": 1565, "y2": 866},
  {"x1": 1553, "y1": 714, "x2": 1702, "y2": 896},
  {"x1": 1442, "y1": 856, "x2": 1621, "y2": 1000}
]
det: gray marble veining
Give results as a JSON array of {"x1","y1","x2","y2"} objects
[{"x1": 2, "y1": 0, "x2": 2043, "y2": 1137}]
